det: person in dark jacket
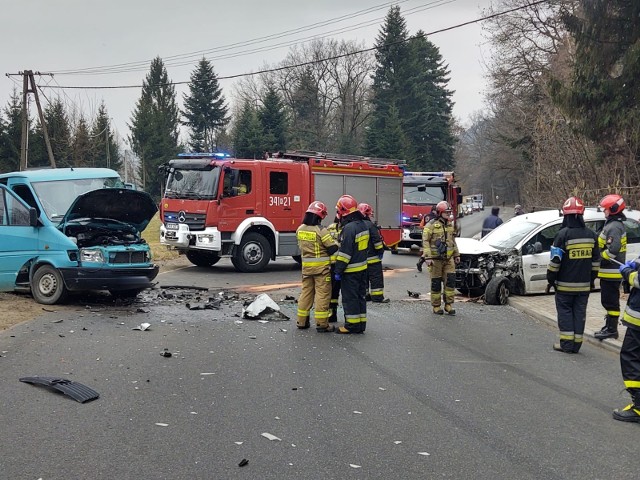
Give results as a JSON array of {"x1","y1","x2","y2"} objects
[
  {"x1": 546, "y1": 197, "x2": 600, "y2": 353},
  {"x1": 594, "y1": 194, "x2": 628, "y2": 340},
  {"x1": 615, "y1": 259, "x2": 640, "y2": 422},
  {"x1": 333, "y1": 195, "x2": 370, "y2": 334},
  {"x1": 481, "y1": 207, "x2": 503, "y2": 237},
  {"x1": 358, "y1": 203, "x2": 388, "y2": 303}
]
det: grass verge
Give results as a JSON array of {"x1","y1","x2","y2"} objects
[{"x1": 142, "y1": 214, "x2": 180, "y2": 262}]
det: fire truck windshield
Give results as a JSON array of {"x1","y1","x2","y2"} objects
[
  {"x1": 403, "y1": 185, "x2": 445, "y2": 205},
  {"x1": 164, "y1": 167, "x2": 220, "y2": 200}
]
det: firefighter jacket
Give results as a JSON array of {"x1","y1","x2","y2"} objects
[
  {"x1": 621, "y1": 266, "x2": 640, "y2": 330},
  {"x1": 422, "y1": 216, "x2": 459, "y2": 260},
  {"x1": 547, "y1": 221, "x2": 600, "y2": 294},
  {"x1": 598, "y1": 215, "x2": 627, "y2": 281},
  {"x1": 327, "y1": 222, "x2": 341, "y2": 263},
  {"x1": 296, "y1": 224, "x2": 339, "y2": 275},
  {"x1": 334, "y1": 216, "x2": 369, "y2": 275},
  {"x1": 363, "y1": 218, "x2": 384, "y2": 265}
]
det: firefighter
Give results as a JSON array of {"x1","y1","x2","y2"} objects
[
  {"x1": 421, "y1": 201, "x2": 460, "y2": 315},
  {"x1": 358, "y1": 203, "x2": 388, "y2": 303},
  {"x1": 327, "y1": 215, "x2": 342, "y2": 323},
  {"x1": 333, "y1": 195, "x2": 370, "y2": 334},
  {"x1": 546, "y1": 196, "x2": 600, "y2": 353},
  {"x1": 614, "y1": 259, "x2": 640, "y2": 422},
  {"x1": 295, "y1": 201, "x2": 339, "y2": 332},
  {"x1": 416, "y1": 210, "x2": 437, "y2": 272},
  {"x1": 594, "y1": 194, "x2": 627, "y2": 340}
]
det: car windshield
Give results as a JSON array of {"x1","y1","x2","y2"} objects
[
  {"x1": 403, "y1": 185, "x2": 444, "y2": 204},
  {"x1": 481, "y1": 220, "x2": 541, "y2": 250},
  {"x1": 164, "y1": 167, "x2": 220, "y2": 200},
  {"x1": 32, "y1": 177, "x2": 123, "y2": 222}
]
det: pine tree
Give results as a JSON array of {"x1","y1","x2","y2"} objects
[
  {"x1": 0, "y1": 88, "x2": 22, "y2": 172},
  {"x1": 72, "y1": 116, "x2": 92, "y2": 167},
  {"x1": 183, "y1": 58, "x2": 229, "y2": 152},
  {"x1": 129, "y1": 57, "x2": 180, "y2": 198},
  {"x1": 232, "y1": 100, "x2": 263, "y2": 159},
  {"x1": 90, "y1": 103, "x2": 122, "y2": 171},
  {"x1": 289, "y1": 67, "x2": 321, "y2": 150},
  {"x1": 258, "y1": 86, "x2": 287, "y2": 154},
  {"x1": 43, "y1": 98, "x2": 72, "y2": 168}
]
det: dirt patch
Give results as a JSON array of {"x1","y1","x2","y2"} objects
[{"x1": 0, "y1": 292, "x2": 75, "y2": 331}]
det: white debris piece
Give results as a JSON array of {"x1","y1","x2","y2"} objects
[
  {"x1": 243, "y1": 293, "x2": 289, "y2": 320},
  {"x1": 353, "y1": 411, "x2": 362, "y2": 414},
  {"x1": 394, "y1": 441, "x2": 402, "y2": 445},
  {"x1": 350, "y1": 464, "x2": 362, "y2": 469},
  {"x1": 155, "y1": 423, "x2": 169, "y2": 427},
  {"x1": 261, "y1": 432, "x2": 282, "y2": 441},
  {"x1": 418, "y1": 452, "x2": 431, "y2": 456},
  {"x1": 235, "y1": 442, "x2": 243, "y2": 445},
  {"x1": 133, "y1": 323, "x2": 151, "y2": 331}
]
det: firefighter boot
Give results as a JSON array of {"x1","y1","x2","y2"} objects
[
  {"x1": 613, "y1": 389, "x2": 640, "y2": 423},
  {"x1": 432, "y1": 305, "x2": 444, "y2": 315},
  {"x1": 444, "y1": 304, "x2": 455, "y2": 316},
  {"x1": 594, "y1": 315, "x2": 619, "y2": 340}
]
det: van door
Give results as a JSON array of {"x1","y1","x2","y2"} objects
[
  {"x1": 520, "y1": 222, "x2": 562, "y2": 294},
  {"x1": 0, "y1": 186, "x2": 39, "y2": 291}
]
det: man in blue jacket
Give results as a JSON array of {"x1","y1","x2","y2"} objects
[{"x1": 481, "y1": 207, "x2": 503, "y2": 237}]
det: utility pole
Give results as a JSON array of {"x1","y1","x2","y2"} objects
[{"x1": 7, "y1": 70, "x2": 56, "y2": 170}]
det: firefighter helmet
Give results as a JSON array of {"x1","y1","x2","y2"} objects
[
  {"x1": 562, "y1": 196, "x2": 585, "y2": 215},
  {"x1": 435, "y1": 201, "x2": 450, "y2": 214},
  {"x1": 336, "y1": 195, "x2": 358, "y2": 218},
  {"x1": 600, "y1": 194, "x2": 625, "y2": 214},
  {"x1": 358, "y1": 203, "x2": 373, "y2": 217},
  {"x1": 306, "y1": 201, "x2": 328, "y2": 219}
]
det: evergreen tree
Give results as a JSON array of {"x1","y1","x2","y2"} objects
[
  {"x1": 129, "y1": 57, "x2": 180, "y2": 198},
  {"x1": 258, "y1": 86, "x2": 287, "y2": 153},
  {"x1": 90, "y1": 103, "x2": 122, "y2": 171},
  {"x1": 0, "y1": 89, "x2": 22, "y2": 172},
  {"x1": 554, "y1": 0, "x2": 640, "y2": 159},
  {"x1": 183, "y1": 58, "x2": 229, "y2": 152},
  {"x1": 43, "y1": 98, "x2": 72, "y2": 168},
  {"x1": 232, "y1": 100, "x2": 263, "y2": 159},
  {"x1": 289, "y1": 67, "x2": 321, "y2": 150},
  {"x1": 72, "y1": 116, "x2": 92, "y2": 167},
  {"x1": 366, "y1": 6, "x2": 410, "y2": 158},
  {"x1": 373, "y1": 104, "x2": 409, "y2": 159}
]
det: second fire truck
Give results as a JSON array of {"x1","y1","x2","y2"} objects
[{"x1": 158, "y1": 151, "x2": 404, "y2": 272}]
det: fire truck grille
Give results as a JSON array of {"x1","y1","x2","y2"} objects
[
  {"x1": 164, "y1": 212, "x2": 206, "y2": 231},
  {"x1": 110, "y1": 251, "x2": 148, "y2": 264}
]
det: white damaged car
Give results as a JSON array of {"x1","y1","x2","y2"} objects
[{"x1": 455, "y1": 208, "x2": 640, "y2": 305}]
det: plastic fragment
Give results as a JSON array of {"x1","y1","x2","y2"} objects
[
  {"x1": 418, "y1": 452, "x2": 430, "y2": 456},
  {"x1": 133, "y1": 323, "x2": 151, "y2": 331},
  {"x1": 238, "y1": 459, "x2": 249, "y2": 467},
  {"x1": 160, "y1": 349, "x2": 172, "y2": 357},
  {"x1": 155, "y1": 423, "x2": 169, "y2": 427},
  {"x1": 261, "y1": 432, "x2": 281, "y2": 441},
  {"x1": 394, "y1": 441, "x2": 402, "y2": 445},
  {"x1": 407, "y1": 290, "x2": 421, "y2": 298},
  {"x1": 350, "y1": 464, "x2": 362, "y2": 469},
  {"x1": 353, "y1": 411, "x2": 362, "y2": 414}
]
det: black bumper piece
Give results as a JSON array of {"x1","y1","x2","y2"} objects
[{"x1": 19, "y1": 376, "x2": 100, "y2": 403}]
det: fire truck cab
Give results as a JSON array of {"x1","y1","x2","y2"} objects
[
  {"x1": 396, "y1": 171, "x2": 462, "y2": 252},
  {"x1": 159, "y1": 152, "x2": 403, "y2": 272}
]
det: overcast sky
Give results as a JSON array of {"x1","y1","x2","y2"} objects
[{"x1": 2, "y1": 0, "x2": 491, "y2": 145}]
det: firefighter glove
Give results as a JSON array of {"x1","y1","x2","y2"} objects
[
  {"x1": 334, "y1": 273, "x2": 342, "y2": 281},
  {"x1": 454, "y1": 256, "x2": 460, "y2": 264},
  {"x1": 545, "y1": 283, "x2": 555, "y2": 294}
]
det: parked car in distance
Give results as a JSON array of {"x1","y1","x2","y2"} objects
[
  {"x1": 455, "y1": 208, "x2": 640, "y2": 305},
  {"x1": 0, "y1": 168, "x2": 159, "y2": 304}
]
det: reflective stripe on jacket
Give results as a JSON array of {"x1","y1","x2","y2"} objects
[
  {"x1": 547, "y1": 226, "x2": 600, "y2": 294},
  {"x1": 296, "y1": 224, "x2": 338, "y2": 275}
]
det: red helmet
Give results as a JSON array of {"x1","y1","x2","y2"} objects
[
  {"x1": 358, "y1": 203, "x2": 373, "y2": 217},
  {"x1": 306, "y1": 201, "x2": 328, "y2": 219},
  {"x1": 600, "y1": 194, "x2": 625, "y2": 214},
  {"x1": 562, "y1": 196, "x2": 585, "y2": 215},
  {"x1": 435, "y1": 201, "x2": 450, "y2": 214},
  {"x1": 336, "y1": 195, "x2": 358, "y2": 218}
]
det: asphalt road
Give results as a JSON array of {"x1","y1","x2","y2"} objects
[{"x1": 1, "y1": 245, "x2": 638, "y2": 479}]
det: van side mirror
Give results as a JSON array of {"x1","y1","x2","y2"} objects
[{"x1": 29, "y1": 207, "x2": 38, "y2": 227}]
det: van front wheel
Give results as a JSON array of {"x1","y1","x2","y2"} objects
[{"x1": 31, "y1": 265, "x2": 68, "y2": 305}]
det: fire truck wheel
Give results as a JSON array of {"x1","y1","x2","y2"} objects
[
  {"x1": 232, "y1": 232, "x2": 272, "y2": 272},
  {"x1": 186, "y1": 250, "x2": 221, "y2": 267}
]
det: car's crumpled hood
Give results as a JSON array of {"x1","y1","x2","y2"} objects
[
  {"x1": 455, "y1": 237, "x2": 500, "y2": 255},
  {"x1": 61, "y1": 188, "x2": 158, "y2": 231}
]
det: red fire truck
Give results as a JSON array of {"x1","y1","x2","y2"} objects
[
  {"x1": 159, "y1": 151, "x2": 404, "y2": 272},
  {"x1": 396, "y1": 171, "x2": 462, "y2": 252}
]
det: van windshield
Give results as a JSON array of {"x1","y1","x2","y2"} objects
[{"x1": 32, "y1": 177, "x2": 123, "y2": 222}]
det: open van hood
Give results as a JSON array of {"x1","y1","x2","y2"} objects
[
  {"x1": 62, "y1": 188, "x2": 157, "y2": 231},
  {"x1": 455, "y1": 237, "x2": 500, "y2": 255}
]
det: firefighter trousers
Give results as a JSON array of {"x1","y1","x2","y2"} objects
[
  {"x1": 367, "y1": 261, "x2": 385, "y2": 301},
  {"x1": 341, "y1": 270, "x2": 367, "y2": 333},
  {"x1": 601, "y1": 279, "x2": 621, "y2": 318},
  {"x1": 329, "y1": 265, "x2": 341, "y2": 322},
  {"x1": 555, "y1": 293, "x2": 588, "y2": 353},
  {"x1": 297, "y1": 267, "x2": 332, "y2": 328},
  {"x1": 429, "y1": 259, "x2": 456, "y2": 308},
  {"x1": 621, "y1": 328, "x2": 640, "y2": 390}
]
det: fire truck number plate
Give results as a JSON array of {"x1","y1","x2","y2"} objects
[
  {"x1": 166, "y1": 223, "x2": 179, "y2": 230},
  {"x1": 269, "y1": 196, "x2": 291, "y2": 207}
]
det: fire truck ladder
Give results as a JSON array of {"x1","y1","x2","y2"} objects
[{"x1": 279, "y1": 150, "x2": 406, "y2": 167}]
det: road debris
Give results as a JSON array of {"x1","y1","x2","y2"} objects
[
  {"x1": 407, "y1": 290, "x2": 421, "y2": 298},
  {"x1": 19, "y1": 376, "x2": 99, "y2": 403},
  {"x1": 155, "y1": 423, "x2": 169, "y2": 427},
  {"x1": 238, "y1": 459, "x2": 249, "y2": 467},
  {"x1": 133, "y1": 323, "x2": 151, "y2": 331},
  {"x1": 160, "y1": 348, "x2": 172, "y2": 358},
  {"x1": 242, "y1": 294, "x2": 290, "y2": 321},
  {"x1": 261, "y1": 432, "x2": 281, "y2": 441}
]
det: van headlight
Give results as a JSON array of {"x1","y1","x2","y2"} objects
[{"x1": 80, "y1": 248, "x2": 105, "y2": 263}]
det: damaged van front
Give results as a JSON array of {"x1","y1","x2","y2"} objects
[{"x1": 0, "y1": 168, "x2": 159, "y2": 305}]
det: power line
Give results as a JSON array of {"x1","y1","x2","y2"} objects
[{"x1": 36, "y1": 0, "x2": 549, "y2": 91}]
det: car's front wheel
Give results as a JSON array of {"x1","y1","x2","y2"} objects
[
  {"x1": 485, "y1": 276, "x2": 510, "y2": 305},
  {"x1": 31, "y1": 265, "x2": 68, "y2": 305}
]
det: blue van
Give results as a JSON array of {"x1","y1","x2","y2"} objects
[{"x1": 0, "y1": 168, "x2": 159, "y2": 304}]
